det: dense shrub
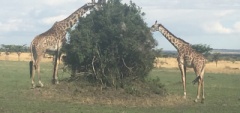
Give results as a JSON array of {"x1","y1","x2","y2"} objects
[{"x1": 63, "y1": 0, "x2": 157, "y2": 88}]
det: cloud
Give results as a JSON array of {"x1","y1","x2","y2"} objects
[
  {"x1": 233, "y1": 22, "x2": 240, "y2": 32},
  {"x1": 42, "y1": 0, "x2": 79, "y2": 6},
  {"x1": 203, "y1": 21, "x2": 240, "y2": 34},
  {"x1": 41, "y1": 0, "x2": 93, "y2": 6},
  {"x1": 202, "y1": 21, "x2": 232, "y2": 34},
  {"x1": 0, "y1": 0, "x2": 239, "y2": 50},
  {"x1": 215, "y1": 10, "x2": 235, "y2": 17},
  {"x1": 42, "y1": 15, "x2": 68, "y2": 25},
  {"x1": 0, "y1": 19, "x2": 23, "y2": 32}
]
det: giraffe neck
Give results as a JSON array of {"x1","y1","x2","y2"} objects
[
  {"x1": 158, "y1": 24, "x2": 189, "y2": 51},
  {"x1": 59, "y1": 3, "x2": 95, "y2": 30}
]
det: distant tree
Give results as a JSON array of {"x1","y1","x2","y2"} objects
[
  {"x1": 63, "y1": 0, "x2": 157, "y2": 88},
  {"x1": 0, "y1": 44, "x2": 4, "y2": 52},
  {"x1": 153, "y1": 48, "x2": 163, "y2": 57},
  {"x1": 17, "y1": 52, "x2": 22, "y2": 61},
  {"x1": 191, "y1": 44, "x2": 213, "y2": 57},
  {"x1": 230, "y1": 58, "x2": 236, "y2": 64},
  {"x1": 5, "y1": 51, "x2": 10, "y2": 61},
  {"x1": 16, "y1": 44, "x2": 28, "y2": 61},
  {"x1": 212, "y1": 52, "x2": 220, "y2": 67},
  {"x1": 0, "y1": 44, "x2": 29, "y2": 61}
]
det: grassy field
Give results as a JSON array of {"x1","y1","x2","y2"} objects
[{"x1": 0, "y1": 60, "x2": 240, "y2": 113}]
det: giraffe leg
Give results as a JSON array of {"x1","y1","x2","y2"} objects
[
  {"x1": 31, "y1": 64, "x2": 36, "y2": 88},
  {"x1": 52, "y1": 51, "x2": 60, "y2": 84},
  {"x1": 200, "y1": 68, "x2": 205, "y2": 103},
  {"x1": 37, "y1": 65, "x2": 44, "y2": 87},
  {"x1": 179, "y1": 63, "x2": 187, "y2": 99},
  {"x1": 201, "y1": 80, "x2": 205, "y2": 103},
  {"x1": 194, "y1": 78, "x2": 201, "y2": 102},
  {"x1": 193, "y1": 66, "x2": 205, "y2": 103}
]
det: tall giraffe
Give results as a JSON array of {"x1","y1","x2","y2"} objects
[
  {"x1": 151, "y1": 21, "x2": 206, "y2": 103},
  {"x1": 30, "y1": 2, "x2": 100, "y2": 88}
]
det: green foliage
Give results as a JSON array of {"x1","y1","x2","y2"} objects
[
  {"x1": 146, "y1": 77, "x2": 166, "y2": 95},
  {"x1": 153, "y1": 48, "x2": 163, "y2": 57},
  {"x1": 124, "y1": 85, "x2": 141, "y2": 96},
  {"x1": 123, "y1": 77, "x2": 166, "y2": 96},
  {"x1": 191, "y1": 44, "x2": 212, "y2": 57},
  {"x1": 63, "y1": 0, "x2": 157, "y2": 87}
]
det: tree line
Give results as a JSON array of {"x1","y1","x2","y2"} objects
[{"x1": 0, "y1": 44, "x2": 29, "y2": 53}]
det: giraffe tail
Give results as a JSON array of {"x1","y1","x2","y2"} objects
[
  {"x1": 29, "y1": 61, "x2": 33, "y2": 78},
  {"x1": 192, "y1": 76, "x2": 201, "y2": 84}
]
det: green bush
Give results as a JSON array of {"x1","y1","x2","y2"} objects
[{"x1": 63, "y1": 0, "x2": 157, "y2": 88}]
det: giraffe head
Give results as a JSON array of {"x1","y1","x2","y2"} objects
[{"x1": 150, "y1": 20, "x2": 160, "y2": 32}]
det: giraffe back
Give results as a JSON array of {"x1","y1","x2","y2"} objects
[{"x1": 178, "y1": 45, "x2": 205, "y2": 70}]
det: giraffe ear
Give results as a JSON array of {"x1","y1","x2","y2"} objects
[{"x1": 155, "y1": 20, "x2": 157, "y2": 24}]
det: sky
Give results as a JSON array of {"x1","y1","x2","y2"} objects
[{"x1": 0, "y1": 0, "x2": 240, "y2": 51}]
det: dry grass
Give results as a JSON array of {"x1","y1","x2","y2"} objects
[
  {"x1": 2, "y1": 52, "x2": 239, "y2": 74},
  {"x1": 0, "y1": 52, "x2": 52, "y2": 62},
  {"x1": 154, "y1": 57, "x2": 240, "y2": 74}
]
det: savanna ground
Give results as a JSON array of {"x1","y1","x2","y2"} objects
[{"x1": 0, "y1": 53, "x2": 240, "y2": 113}]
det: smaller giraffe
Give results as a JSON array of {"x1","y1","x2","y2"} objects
[{"x1": 151, "y1": 21, "x2": 206, "y2": 103}]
